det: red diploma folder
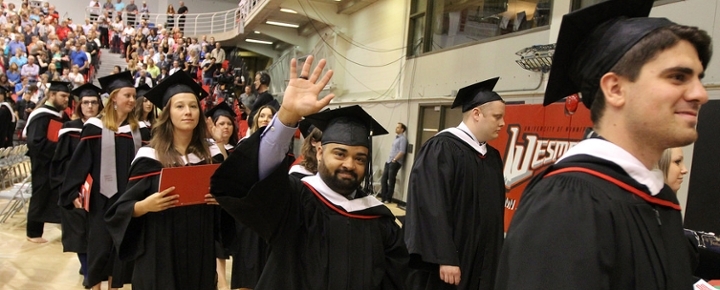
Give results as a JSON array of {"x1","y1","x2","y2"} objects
[
  {"x1": 158, "y1": 164, "x2": 220, "y2": 206},
  {"x1": 47, "y1": 119, "x2": 62, "y2": 142},
  {"x1": 79, "y1": 174, "x2": 92, "y2": 212}
]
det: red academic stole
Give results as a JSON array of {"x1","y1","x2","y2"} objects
[{"x1": 545, "y1": 167, "x2": 681, "y2": 210}]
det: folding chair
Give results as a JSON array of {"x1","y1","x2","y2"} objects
[{"x1": 0, "y1": 174, "x2": 31, "y2": 223}]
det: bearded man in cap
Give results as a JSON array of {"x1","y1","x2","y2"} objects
[
  {"x1": 23, "y1": 81, "x2": 72, "y2": 243},
  {"x1": 496, "y1": 0, "x2": 713, "y2": 289},
  {"x1": 404, "y1": 77, "x2": 506, "y2": 290},
  {"x1": 211, "y1": 56, "x2": 409, "y2": 289}
]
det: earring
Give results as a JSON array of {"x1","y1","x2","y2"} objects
[{"x1": 113, "y1": 103, "x2": 117, "y2": 110}]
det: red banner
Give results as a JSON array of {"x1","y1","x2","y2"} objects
[{"x1": 487, "y1": 102, "x2": 593, "y2": 231}]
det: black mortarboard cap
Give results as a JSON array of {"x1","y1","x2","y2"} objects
[
  {"x1": 303, "y1": 105, "x2": 387, "y2": 148},
  {"x1": 144, "y1": 71, "x2": 208, "y2": 108},
  {"x1": 135, "y1": 84, "x2": 152, "y2": 98},
  {"x1": 206, "y1": 101, "x2": 236, "y2": 120},
  {"x1": 98, "y1": 71, "x2": 135, "y2": 93},
  {"x1": 71, "y1": 83, "x2": 102, "y2": 98},
  {"x1": 298, "y1": 119, "x2": 316, "y2": 139},
  {"x1": 452, "y1": 77, "x2": 503, "y2": 112},
  {"x1": 544, "y1": 0, "x2": 673, "y2": 107},
  {"x1": 49, "y1": 81, "x2": 72, "y2": 93}
]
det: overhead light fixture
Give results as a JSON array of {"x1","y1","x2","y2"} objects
[
  {"x1": 254, "y1": 30, "x2": 261, "y2": 34},
  {"x1": 246, "y1": 39, "x2": 273, "y2": 45},
  {"x1": 266, "y1": 20, "x2": 299, "y2": 28},
  {"x1": 280, "y1": 8, "x2": 297, "y2": 14}
]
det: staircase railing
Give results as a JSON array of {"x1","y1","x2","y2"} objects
[{"x1": 85, "y1": 7, "x2": 242, "y2": 37}]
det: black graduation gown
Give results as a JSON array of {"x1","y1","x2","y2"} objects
[
  {"x1": 209, "y1": 142, "x2": 268, "y2": 289},
  {"x1": 105, "y1": 147, "x2": 220, "y2": 290},
  {"x1": 51, "y1": 119, "x2": 87, "y2": 253},
  {"x1": 26, "y1": 105, "x2": 67, "y2": 224},
  {"x1": 58, "y1": 118, "x2": 150, "y2": 288},
  {"x1": 495, "y1": 155, "x2": 695, "y2": 289},
  {"x1": 404, "y1": 132, "x2": 505, "y2": 290},
  {"x1": 211, "y1": 130, "x2": 409, "y2": 290},
  {"x1": 0, "y1": 102, "x2": 13, "y2": 148}
]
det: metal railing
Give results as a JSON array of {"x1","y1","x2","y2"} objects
[{"x1": 85, "y1": 7, "x2": 242, "y2": 37}]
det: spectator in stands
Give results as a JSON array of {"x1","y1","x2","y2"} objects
[
  {"x1": 6, "y1": 35, "x2": 25, "y2": 57},
  {"x1": 56, "y1": 20, "x2": 70, "y2": 41},
  {"x1": 70, "y1": 43, "x2": 89, "y2": 74},
  {"x1": 59, "y1": 67, "x2": 71, "y2": 82},
  {"x1": 110, "y1": 15, "x2": 123, "y2": 53},
  {"x1": 112, "y1": 65, "x2": 122, "y2": 74},
  {"x1": 9, "y1": 48, "x2": 27, "y2": 68},
  {"x1": 177, "y1": 1, "x2": 188, "y2": 33},
  {"x1": 134, "y1": 69, "x2": 152, "y2": 87},
  {"x1": 122, "y1": 20, "x2": 135, "y2": 56},
  {"x1": 45, "y1": 62, "x2": 59, "y2": 80},
  {"x1": 67, "y1": 18, "x2": 77, "y2": 31},
  {"x1": 157, "y1": 67, "x2": 169, "y2": 82},
  {"x1": 0, "y1": 74, "x2": 12, "y2": 92},
  {"x1": 68, "y1": 65, "x2": 85, "y2": 89},
  {"x1": 88, "y1": 1, "x2": 100, "y2": 21},
  {"x1": 140, "y1": 1, "x2": 149, "y2": 21},
  {"x1": 97, "y1": 12, "x2": 110, "y2": 48},
  {"x1": 20, "y1": 55, "x2": 39, "y2": 82},
  {"x1": 211, "y1": 42, "x2": 225, "y2": 63},
  {"x1": 156, "y1": 52, "x2": 169, "y2": 71},
  {"x1": 202, "y1": 57, "x2": 216, "y2": 86},
  {"x1": 126, "y1": 58, "x2": 139, "y2": 75},
  {"x1": 138, "y1": 19, "x2": 150, "y2": 36},
  {"x1": 114, "y1": 0, "x2": 126, "y2": 18},
  {"x1": 103, "y1": 0, "x2": 114, "y2": 19},
  {"x1": 37, "y1": 74, "x2": 49, "y2": 98},
  {"x1": 125, "y1": 0, "x2": 138, "y2": 26},
  {"x1": 166, "y1": 4, "x2": 175, "y2": 29},
  {"x1": 169, "y1": 60, "x2": 181, "y2": 75},
  {"x1": 145, "y1": 58, "x2": 160, "y2": 79},
  {"x1": 6, "y1": 63, "x2": 20, "y2": 92}
]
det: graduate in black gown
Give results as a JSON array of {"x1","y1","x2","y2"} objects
[
  {"x1": 105, "y1": 71, "x2": 223, "y2": 290},
  {"x1": 495, "y1": 1, "x2": 714, "y2": 289},
  {"x1": 404, "y1": 77, "x2": 506, "y2": 290},
  {"x1": 58, "y1": 71, "x2": 151, "y2": 290},
  {"x1": 0, "y1": 86, "x2": 16, "y2": 148},
  {"x1": 51, "y1": 83, "x2": 104, "y2": 279},
  {"x1": 23, "y1": 81, "x2": 72, "y2": 243},
  {"x1": 288, "y1": 119, "x2": 322, "y2": 179},
  {"x1": 204, "y1": 101, "x2": 239, "y2": 290},
  {"x1": 211, "y1": 56, "x2": 409, "y2": 290}
]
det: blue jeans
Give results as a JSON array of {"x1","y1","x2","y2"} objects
[{"x1": 380, "y1": 161, "x2": 401, "y2": 202}]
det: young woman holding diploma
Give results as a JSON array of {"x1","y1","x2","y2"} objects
[{"x1": 105, "y1": 71, "x2": 225, "y2": 290}]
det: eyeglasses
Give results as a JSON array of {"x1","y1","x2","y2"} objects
[{"x1": 81, "y1": 101, "x2": 99, "y2": 106}]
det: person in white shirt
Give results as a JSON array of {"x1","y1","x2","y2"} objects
[
  {"x1": 83, "y1": 18, "x2": 94, "y2": 35},
  {"x1": 169, "y1": 60, "x2": 181, "y2": 75},
  {"x1": 68, "y1": 65, "x2": 86, "y2": 89},
  {"x1": 134, "y1": 70, "x2": 153, "y2": 87}
]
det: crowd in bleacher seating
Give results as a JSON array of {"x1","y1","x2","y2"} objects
[{"x1": 0, "y1": 0, "x2": 252, "y2": 142}]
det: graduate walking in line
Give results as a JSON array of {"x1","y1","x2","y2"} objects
[{"x1": 58, "y1": 71, "x2": 151, "y2": 290}]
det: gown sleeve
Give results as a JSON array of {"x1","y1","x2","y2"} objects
[
  {"x1": 104, "y1": 157, "x2": 159, "y2": 261},
  {"x1": 494, "y1": 173, "x2": 616, "y2": 290},
  {"x1": 380, "y1": 217, "x2": 410, "y2": 289},
  {"x1": 210, "y1": 128, "x2": 294, "y2": 242},
  {"x1": 50, "y1": 123, "x2": 77, "y2": 193},
  {"x1": 26, "y1": 114, "x2": 55, "y2": 160},
  {"x1": 404, "y1": 137, "x2": 461, "y2": 268},
  {"x1": 57, "y1": 130, "x2": 96, "y2": 209}
]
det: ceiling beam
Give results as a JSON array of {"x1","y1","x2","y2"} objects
[
  {"x1": 237, "y1": 42, "x2": 282, "y2": 59},
  {"x1": 281, "y1": 0, "x2": 348, "y2": 29},
  {"x1": 255, "y1": 23, "x2": 309, "y2": 51}
]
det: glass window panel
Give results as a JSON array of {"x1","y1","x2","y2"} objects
[
  {"x1": 409, "y1": 16, "x2": 426, "y2": 56},
  {"x1": 426, "y1": 0, "x2": 552, "y2": 53},
  {"x1": 443, "y1": 106, "x2": 463, "y2": 130},
  {"x1": 572, "y1": 0, "x2": 663, "y2": 11},
  {"x1": 413, "y1": 0, "x2": 428, "y2": 14}
]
